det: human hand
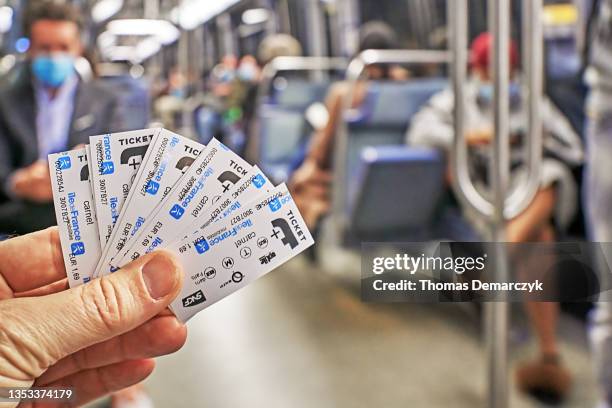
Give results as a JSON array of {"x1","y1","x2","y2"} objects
[
  {"x1": 0, "y1": 228, "x2": 186, "y2": 407},
  {"x1": 289, "y1": 160, "x2": 333, "y2": 229},
  {"x1": 9, "y1": 160, "x2": 53, "y2": 203},
  {"x1": 289, "y1": 160, "x2": 333, "y2": 194}
]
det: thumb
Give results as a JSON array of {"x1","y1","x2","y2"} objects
[{"x1": 0, "y1": 251, "x2": 183, "y2": 379}]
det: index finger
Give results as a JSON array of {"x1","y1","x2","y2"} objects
[{"x1": 0, "y1": 227, "x2": 67, "y2": 294}]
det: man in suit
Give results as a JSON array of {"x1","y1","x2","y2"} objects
[{"x1": 0, "y1": 1, "x2": 123, "y2": 234}]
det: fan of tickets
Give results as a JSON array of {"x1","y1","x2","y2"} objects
[{"x1": 48, "y1": 128, "x2": 314, "y2": 322}]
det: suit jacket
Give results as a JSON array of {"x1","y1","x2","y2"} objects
[{"x1": 0, "y1": 64, "x2": 125, "y2": 234}]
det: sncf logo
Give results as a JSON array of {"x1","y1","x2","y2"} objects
[
  {"x1": 182, "y1": 290, "x2": 206, "y2": 307},
  {"x1": 176, "y1": 156, "x2": 195, "y2": 174},
  {"x1": 271, "y1": 218, "x2": 299, "y2": 249},
  {"x1": 120, "y1": 145, "x2": 148, "y2": 170},
  {"x1": 80, "y1": 165, "x2": 89, "y2": 182},
  {"x1": 217, "y1": 171, "x2": 241, "y2": 193}
]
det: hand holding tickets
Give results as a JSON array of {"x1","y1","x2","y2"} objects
[{"x1": 48, "y1": 128, "x2": 314, "y2": 322}]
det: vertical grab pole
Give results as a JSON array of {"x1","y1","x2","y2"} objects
[
  {"x1": 523, "y1": 0, "x2": 544, "y2": 208},
  {"x1": 450, "y1": 0, "x2": 543, "y2": 405},
  {"x1": 488, "y1": 0, "x2": 511, "y2": 407}
]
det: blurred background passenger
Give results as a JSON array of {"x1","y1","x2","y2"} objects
[
  {"x1": 289, "y1": 21, "x2": 408, "y2": 229},
  {"x1": 0, "y1": 0, "x2": 123, "y2": 235},
  {"x1": 257, "y1": 33, "x2": 303, "y2": 67},
  {"x1": 154, "y1": 65, "x2": 189, "y2": 131},
  {"x1": 197, "y1": 34, "x2": 301, "y2": 152},
  {"x1": 407, "y1": 32, "x2": 583, "y2": 403}
]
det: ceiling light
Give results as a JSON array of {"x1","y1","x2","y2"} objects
[
  {"x1": 0, "y1": 6, "x2": 13, "y2": 33},
  {"x1": 174, "y1": 0, "x2": 240, "y2": 30},
  {"x1": 106, "y1": 19, "x2": 179, "y2": 44},
  {"x1": 92, "y1": 0, "x2": 123, "y2": 23}
]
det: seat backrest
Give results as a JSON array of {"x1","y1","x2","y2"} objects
[
  {"x1": 256, "y1": 79, "x2": 332, "y2": 182},
  {"x1": 344, "y1": 78, "x2": 447, "y2": 186},
  {"x1": 258, "y1": 106, "x2": 310, "y2": 182},
  {"x1": 270, "y1": 79, "x2": 331, "y2": 109},
  {"x1": 349, "y1": 146, "x2": 446, "y2": 235}
]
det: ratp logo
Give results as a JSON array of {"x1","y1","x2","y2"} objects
[
  {"x1": 58, "y1": 156, "x2": 71, "y2": 170},
  {"x1": 101, "y1": 161, "x2": 114, "y2": 175},
  {"x1": 194, "y1": 238, "x2": 210, "y2": 254},
  {"x1": 169, "y1": 204, "x2": 185, "y2": 220},
  {"x1": 146, "y1": 180, "x2": 160, "y2": 195},
  {"x1": 269, "y1": 197, "x2": 282, "y2": 212},
  {"x1": 71, "y1": 242, "x2": 86, "y2": 256},
  {"x1": 253, "y1": 174, "x2": 266, "y2": 189}
]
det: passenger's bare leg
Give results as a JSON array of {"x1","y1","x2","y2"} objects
[
  {"x1": 522, "y1": 225, "x2": 559, "y2": 358},
  {"x1": 506, "y1": 190, "x2": 572, "y2": 401}
]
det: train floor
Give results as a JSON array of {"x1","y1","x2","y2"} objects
[{"x1": 136, "y1": 255, "x2": 600, "y2": 408}]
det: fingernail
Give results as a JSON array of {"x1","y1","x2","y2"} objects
[{"x1": 142, "y1": 253, "x2": 179, "y2": 300}]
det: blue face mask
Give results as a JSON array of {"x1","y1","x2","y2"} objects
[
  {"x1": 31, "y1": 55, "x2": 75, "y2": 88},
  {"x1": 478, "y1": 83, "x2": 494, "y2": 103},
  {"x1": 171, "y1": 87, "x2": 186, "y2": 99},
  {"x1": 477, "y1": 81, "x2": 521, "y2": 104}
]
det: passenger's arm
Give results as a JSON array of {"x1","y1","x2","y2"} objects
[
  {"x1": 407, "y1": 90, "x2": 493, "y2": 149},
  {"x1": 406, "y1": 90, "x2": 456, "y2": 150},
  {"x1": 308, "y1": 82, "x2": 349, "y2": 169}
]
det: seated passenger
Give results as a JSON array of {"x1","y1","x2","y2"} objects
[
  {"x1": 407, "y1": 33, "x2": 583, "y2": 403},
  {"x1": 0, "y1": 1, "x2": 124, "y2": 235},
  {"x1": 289, "y1": 21, "x2": 408, "y2": 229}
]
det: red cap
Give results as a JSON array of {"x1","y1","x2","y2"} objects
[{"x1": 469, "y1": 32, "x2": 519, "y2": 71}]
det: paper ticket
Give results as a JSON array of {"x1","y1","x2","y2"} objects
[
  {"x1": 168, "y1": 184, "x2": 314, "y2": 322},
  {"x1": 113, "y1": 138, "x2": 252, "y2": 267},
  {"x1": 90, "y1": 128, "x2": 158, "y2": 245},
  {"x1": 49, "y1": 148, "x2": 101, "y2": 287},
  {"x1": 95, "y1": 130, "x2": 203, "y2": 276}
]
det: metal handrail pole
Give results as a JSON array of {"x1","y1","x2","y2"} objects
[
  {"x1": 487, "y1": 0, "x2": 512, "y2": 407},
  {"x1": 448, "y1": 0, "x2": 494, "y2": 218},
  {"x1": 504, "y1": 0, "x2": 543, "y2": 218}
]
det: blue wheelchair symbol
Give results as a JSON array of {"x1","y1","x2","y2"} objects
[
  {"x1": 146, "y1": 180, "x2": 160, "y2": 195},
  {"x1": 252, "y1": 174, "x2": 266, "y2": 189},
  {"x1": 169, "y1": 204, "x2": 185, "y2": 220},
  {"x1": 269, "y1": 198, "x2": 282, "y2": 212},
  {"x1": 101, "y1": 161, "x2": 114, "y2": 175},
  {"x1": 71, "y1": 242, "x2": 85, "y2": 256},
  {"x1": 57, "y1": 157, "x2": 71, "y2": 170},
  {"x1": 195, "y1": 239, "x2": 210, "y2": 254}
]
